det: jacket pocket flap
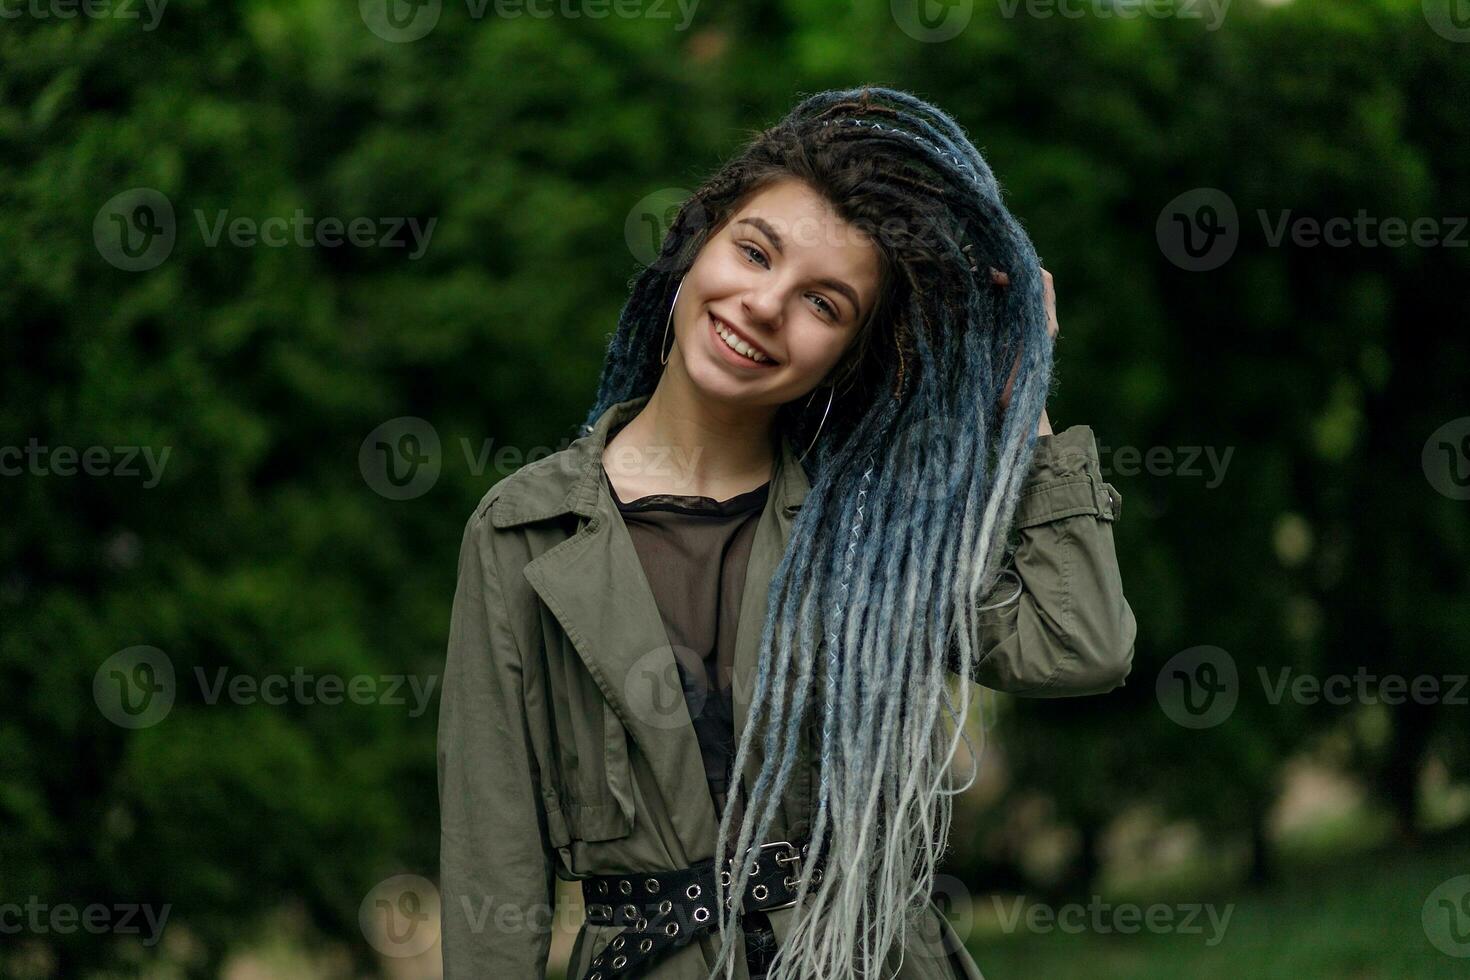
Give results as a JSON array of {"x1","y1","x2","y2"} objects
[{"x1": 563, "y1": 799, "x2": 632, "y2": 842}]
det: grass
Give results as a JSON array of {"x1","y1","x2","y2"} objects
[{"x1": 965, "y1": 829, "x2": 1470, "y2": 980}]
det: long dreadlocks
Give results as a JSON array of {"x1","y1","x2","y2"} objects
[{"x1": 580, "y1": 85, "x2": 1054, "y2": 979}]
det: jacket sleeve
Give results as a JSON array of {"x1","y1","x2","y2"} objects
[
  {"x1": 438, "y1": 505, "x2": 556, "y2": 978},
  {"x1": 954, "y1": 424, "x2": 1137, "y2": 697}
]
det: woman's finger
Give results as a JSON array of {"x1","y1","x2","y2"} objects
[{"x1": 1041, "y1": 268, "x2": 1059, "y2": 340}]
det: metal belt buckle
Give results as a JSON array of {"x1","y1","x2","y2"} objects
[{"x1": 756, "y1": 840, "x2": 803, "y2": 912}]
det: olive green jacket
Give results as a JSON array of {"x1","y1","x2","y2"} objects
[{"x1": 438, "y1": 393, "x2": 1136, "y2": 979}]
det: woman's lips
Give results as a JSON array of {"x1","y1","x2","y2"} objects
[{"x1": 708, "y1": 313, "x2": 778, "y2": 370}]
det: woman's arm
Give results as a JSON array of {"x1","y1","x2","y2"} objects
[
  {"x1": 438, "y1": 507, "x2": 556, "y2": 978},
  {"x1": 955, "y1": 423, "x2": 1137, "y2": 696}
]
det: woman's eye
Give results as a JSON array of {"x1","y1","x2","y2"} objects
[
  {"x1": 809, "y1": 295, "x2": 837, "y2": 319},
  {"x1": 739, "y1": 243, "x2": 769, "y2": 267}
]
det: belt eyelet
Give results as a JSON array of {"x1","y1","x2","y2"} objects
[
  {"x1": 666, "y1": 921, "x2": 680, "y2": 936},
  {"x1": 619, "y1": 880, "x2": 633, "y2": 895},
  {"x1": 639, "y1": 938, "x2": 653, "y2": 953},
  {"x1": 645, "y1": 877, "x2": 659, "y2": 893},
  {"x1": 658, "y1": 899, "x2": 672, "y2": 914},
  {"x1": 685, "y1": 883, "x2": 702, "y2": 900},
  {"x1": 693, "y1": 906, "x2": 711, "y2": 923},
  {"x1": 597, "y1": 881, "x2": 609, "y2": 896},
  {"x1": 752, "y1": 884, "x2": 768, "y2": 901},
  {"x1": 612, "y1": 955, "x2": 627, "y2": 969},
  {"x1": 635, "y1": 916, "x2": 648, "y2": 931},
  {"x1": 784, "y1": 874, "x2": 800, "y2": 889}
]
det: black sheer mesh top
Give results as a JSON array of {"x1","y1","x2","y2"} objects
[{"x1": 601, "y1": 451, "x2": 771, "y2": 823}]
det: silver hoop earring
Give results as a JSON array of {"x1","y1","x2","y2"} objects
[
  {"x1": 660, "y1": 276, "x2": 685, "y2": 366},
  {"x1": 798, "y1": 383, "x2": 835, "y2": 463}
]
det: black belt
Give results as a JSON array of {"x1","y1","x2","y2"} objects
[{"x1": 580, "y1": 838, "x2": 825, "y2": 979}]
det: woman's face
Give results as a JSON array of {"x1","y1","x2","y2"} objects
[{"x1": 668, "y1": 177, "x2": 882, "y2": 411}]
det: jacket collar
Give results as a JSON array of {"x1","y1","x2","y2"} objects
[{"x1": 490, "y1": 393, "x2": 811, "y2": 528}]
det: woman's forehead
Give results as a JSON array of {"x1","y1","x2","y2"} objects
[{"x1": 730, "y1": 180, "x2": 880, "y2": 283}]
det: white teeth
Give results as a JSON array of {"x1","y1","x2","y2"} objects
[{"x1": 714, "y1": 317, "x2": 772, "y2": 364}]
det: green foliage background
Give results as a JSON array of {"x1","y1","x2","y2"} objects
[{"x1": 2, "y1": 0, "x2": 1467, "y2": 976}]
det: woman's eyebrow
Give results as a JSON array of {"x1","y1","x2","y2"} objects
[
  {"x1": 736, "y1": 216, "x2": 863, "y2": 320},
  {"x1": 736, "y1": 216, "x2": 785, "y2": 253}
]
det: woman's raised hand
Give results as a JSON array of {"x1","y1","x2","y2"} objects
[{"x1": 998, "y1": 268, "x2": 1057, "y2": 436}]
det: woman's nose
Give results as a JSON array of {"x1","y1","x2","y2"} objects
[{"x1": 742, "y1": 285, "x2": 785, "y2": 328}]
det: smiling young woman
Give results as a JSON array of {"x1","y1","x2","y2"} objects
[{"x1": 438, "y1": 86, "x2": 1135, "y2": 980}]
